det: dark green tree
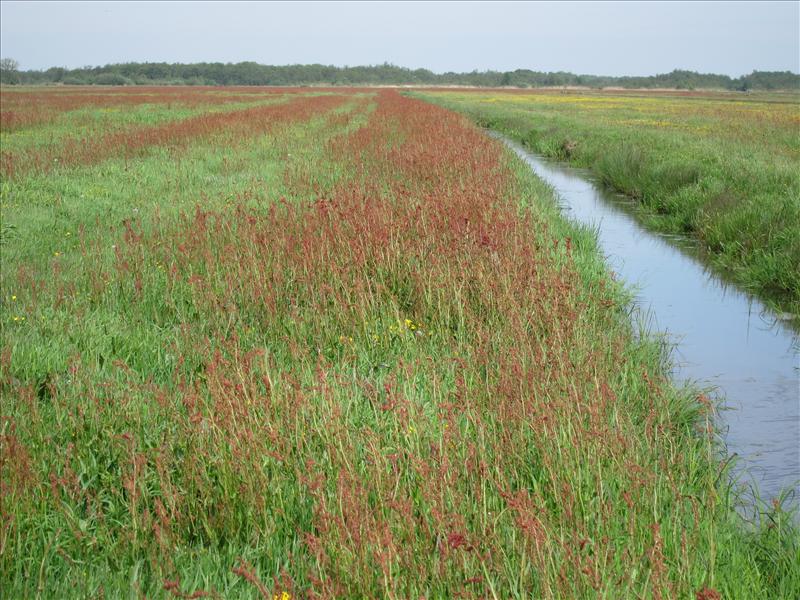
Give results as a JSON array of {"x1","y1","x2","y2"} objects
[{"x1": 0, "y1": 57, "x2": 21, "y2": 84}]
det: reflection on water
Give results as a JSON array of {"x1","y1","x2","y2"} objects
[{"x1": 498, "y1": 134, "x2": 800, "y2": 503}]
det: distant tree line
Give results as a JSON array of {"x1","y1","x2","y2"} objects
[{"x1": 1, "y1": 60, "x2": 798, "y2": 90}]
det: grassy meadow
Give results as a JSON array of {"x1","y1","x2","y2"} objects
[
  {"x1": 1, "y1": 86, "x2": 798, "y2": 598},
  {"x1": 413, "y1": 89, "x2": 800, "y2": 315}
]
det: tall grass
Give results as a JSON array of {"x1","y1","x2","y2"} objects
[{"x1": 1, "y1": 88, "x2": 797, "y2": 597}]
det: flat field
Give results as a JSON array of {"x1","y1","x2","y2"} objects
[
  {"x1": 413, "y1": 88, "x2": 800, "y2": 314},
  {"x1": 1, "y1": 87, "x2": 797, "y2": 598}
]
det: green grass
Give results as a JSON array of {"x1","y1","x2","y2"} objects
[
  {"x1": 0, "y1": 97, "x2": 290, "y2": 156},
  {"x1": 411, "y1": 90, "x2": 800, "y2": 316},
  {"x1": 1, "y1": 88, "x2": 798, "y2": 598}
]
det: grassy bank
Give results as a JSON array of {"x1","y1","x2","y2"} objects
[
  {"x1": 1, "y1": 87, "x2": 798, "y2": 597},
  {"x1": 411, "y1": 89, "x2": 800, "y2": 316}
]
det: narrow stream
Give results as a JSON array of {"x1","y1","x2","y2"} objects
[{"x1": 498, "y1": 134, "x2": 800, "y2": 504}]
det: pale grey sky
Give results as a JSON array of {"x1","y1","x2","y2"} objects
[{"x1": 1, "y1": 1, "x2": 798, "y2": 76}]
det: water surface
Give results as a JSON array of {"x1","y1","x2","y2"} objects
[{"x1": 499, "y1": 134, "x2": 800, "y2": 504}]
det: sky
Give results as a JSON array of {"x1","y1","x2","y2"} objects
[{"x1": 1, "y1": 1, "x2": 798, "y2": 76}]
